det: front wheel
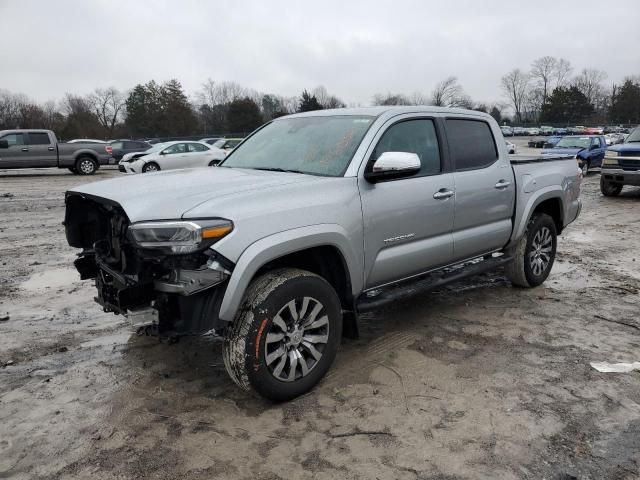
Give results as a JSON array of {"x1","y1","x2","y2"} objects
[
  {"x1": 223, "y1": 268, "x2": 342, "y2": 401},
  {"x1": 505, "y1": 213, "x2": 557, "y2": 288},
  {"x1": 600, "y1": 177, "x2": 623, "y2": 197},
  {"x1": 580, "y1": 159, "x2": 590, "y2": 176},
  {"x1": 142, "y1": 162, "x2": 160, "y2": 173}
]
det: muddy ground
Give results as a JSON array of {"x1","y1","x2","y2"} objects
[{"x1": 1, "y1": 146, "x2": 639, "y2": 479}]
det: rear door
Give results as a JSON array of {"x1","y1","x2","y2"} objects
[
  {"x1": 0, "y1": 132, "x2": 28, "y2": 168},
  {"x1": 359, "y1": 115, "x2": 455, "y2": 288},
  {"x1": 446, "y1": 118, "x2": 515, "y2": 261},
  {"x1": 26, "y1": 132, "x2": 57, "y2": 167},
  {"x1": 186, "y1": 142, "x2": 211, "y2": 167}
]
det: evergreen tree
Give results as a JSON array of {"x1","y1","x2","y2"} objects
[
  {"x1": 539, "y1": 86, "x2": 594, "y2": 124},
  {"x1": 610, "y1": 79, "x2": 640, "y2": 124},
  {"x1": 298, "y1": 90, "x2": 323, "y2": 112},
  {"x1": 227, "y1": 97, "x2": 263, "y2": 133}
]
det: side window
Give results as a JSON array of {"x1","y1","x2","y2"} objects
[
  {"x1": 592, "y1": 137, "x2": 602, "y2": 148},
  {"x1": 188, "y1": 143, "x2": 208, "y2": 152},
  {"x1": 163, "y1": 143, "x2": 186, "y2": 155},
  {"x1": 370, "y1": 119, "x2": 441, "y2": 176},
  {"x1": 446, "y1": 119, "x2": 498, "y2": 171},
  {"x1": 1, "y1": 133, "x2": 25, "y2": 146},
  {"x1": 28, "y1": 132, "x2": 51, "y2": 145},
  {"x1": 111, "y1": 141, "x2": 123, "y2": 150}
]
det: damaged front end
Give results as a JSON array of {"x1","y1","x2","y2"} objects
[{"x1": 64, "y1": 193, "x2": 233, "y2": 336}]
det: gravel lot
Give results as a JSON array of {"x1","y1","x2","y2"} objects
[{"x1": 1, "y1": 142, "x2": 639, "y2": 480}]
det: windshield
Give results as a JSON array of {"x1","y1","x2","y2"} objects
[
  {"x1": 212, "y1": 139, "x2": 226, "y2": 148},
  {"x1": 145, "y1": 142, "x2": 169, "y2": 153},
  {"x1": 626, "y1": 128, "x2": 640, "y2": 143},
  {"x1": 556, "y1": 137, "x2": 591, "y2": 149},
  {"x1": 220, "y1": 115, "x2": 374, "y2": 176}
]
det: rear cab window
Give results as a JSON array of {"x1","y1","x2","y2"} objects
[
  {"x1": 446, "y1": 119, "x2": 498, "y2": 171},
  {"x1": 27, "y1": 132, "x2": 52, "y2": 145}
]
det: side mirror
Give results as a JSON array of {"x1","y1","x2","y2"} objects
[
  {"x1": 0, "y1": 140, "x2": 8, "y2": 149},
  {"x1": 364, "y1": 152, "x2": 421, "y2": 183}
]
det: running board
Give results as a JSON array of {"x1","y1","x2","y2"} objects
[{"x1": 357, "y1": 254, "x2": 513, "y2": 312}]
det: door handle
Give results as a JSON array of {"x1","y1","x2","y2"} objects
[
  {"x1": 433, "y1": 189, "x2": 454, "y2": 200},
  {"x1": 21, "y1": 147, "x2": 29, "y2": 152},
  {"x1": 495, "y1": 180, "x2": 511, "y2": 189},
  {"x1": 48, "y1": 147, "x2": 55, "y2": 151}
]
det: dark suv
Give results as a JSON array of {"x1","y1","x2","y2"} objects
[{"x1": 109, "y1": 140, "x2": 151, "y2": 163}]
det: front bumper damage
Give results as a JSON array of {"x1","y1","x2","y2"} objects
[{"x1": 66, "y1": 193, "x2": 232, "y2": 336}]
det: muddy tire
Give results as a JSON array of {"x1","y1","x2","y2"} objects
[
  {"x1": 600, "y1": 177, "x2": 622, "y2": 197},
  {"x1": 505, "y1": 213, "x2": 557, "y2": 288},
  {"x1": 142, "y1": 162, "x2": 160, "y2": 173},
  {"x1": 75, "y1": 157, "x2": 97, "y2": 175},
  {"x1": 580, "y1": 159, "x2": 590, "y2": 176},
  {"x1": 223, "y1": 268, "x2": 342, "y2": 402}
]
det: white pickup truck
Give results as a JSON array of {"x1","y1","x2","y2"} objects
[{"x1": 65, "y1": 107, "x2": 582, "y2": 400}]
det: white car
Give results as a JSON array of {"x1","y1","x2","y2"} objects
[
  {"x1": 505, "y1": 140, "x2": 517, "y2": 154},
  {"x1": 119, "y1": 141, "x2": 225, "y2": 174}
]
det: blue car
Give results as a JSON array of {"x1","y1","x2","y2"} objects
[
  {"x1": 541, "y1": 135, "x2": 607, "y2": 175},
  {"x1": 600, "y1": 127, "x2": 640, "y2": 196}
]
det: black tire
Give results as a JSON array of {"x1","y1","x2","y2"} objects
[
  {"x1": 505, "y1": 213, "x2": 557, "y2": 288},
  {"x1": 223, "y1": 268, "x2": 343, "y2": 402},
  {"x1": 600, "y1": 177, "x2": 623, "y2": 197},
  {"x1": 580, "y1": 159, "x2": 590, "y2": 176},
  {"x1": 208, "y1": 160, "x2": 221, "y2": 167},
  {"x1": 142, "y1": 162, "x2": 160, "y2": 173},
  {"x1": 68, "y1": 167, "x2": 77, "y2": 174},
  {"x1": 75, "y1": 157, "x2": 97, "y2": 175}
]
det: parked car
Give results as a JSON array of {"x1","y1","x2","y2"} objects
[
  {"x1": 528, "y1": 137, "x2": 546, "y2": 148},
  {"x1": 583, "y1": 127, "x2": 603, "y2": 135},
  {"x1": 500, "y1": 126, "x2": 513, "y2": 137},
  {"x1": 200, "y1": 137, "x2": 223, "y2": 145},
  {"x1": 543, "y1": 136, "x2": 563, "y2": 149},
  {"x1": 118, "y1": 140, "x2": 224, "y2": 173},
  {"x1": 0, "y1": 129, "x2": 111, "y2": 174},
  {"x1": 109, "y1": 139, "x2": 152, "y2": 163},
  {"x1": 505, "y1": 140, "x2": 517, "y2": 154},
  {"x1": 600, "y1": 127, "x2": 640, "y2": 196},
  {"x1": 67, "y1": 138, "x2": 107, "y2": 144},
  {"x1": 64, "y1": 106, "x2": 582, "y2": 401},
  {"x1": 527, "y1": 128, "x2": 540, "y2": 136},
  {"x1": 513, "y1": 127, "x2": 527, "y2": 136},
  {"x1": 542, "y1": 135, "x2": 607, "y2": 175},
  {"x1": 539, "y1": 126, "x2": 553, "y2": 136},
  {"x1": 552, "y1": 127, "x2": 568, "y2": 135},
  {"x1": 118, "y1": 142, "x2": 169, "y2": 171},
  {"x1": 211, "y1": 138, "x2": 243, "y2": 151}
]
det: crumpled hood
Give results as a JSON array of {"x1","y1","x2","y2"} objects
[
  {"x1": 541, "y1": 147, "x2": 583, "y2": 156},
  {"x1": 68, "y1": 167, "x2": 318, "y2": 222}
]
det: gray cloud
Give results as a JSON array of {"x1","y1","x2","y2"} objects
[{"x1": 1, "y1": 0, "x2": 639, "y2": 105}]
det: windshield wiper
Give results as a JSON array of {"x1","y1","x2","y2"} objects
[{"x1": 252, "y1": 167, "x2": 306, "y2": 174}]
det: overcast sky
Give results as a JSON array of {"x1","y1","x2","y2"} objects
[{"x1": 1, "y1": 0, "x2": 639, "y2": 106}]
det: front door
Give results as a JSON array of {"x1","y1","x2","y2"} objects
[
  {"x1": 359, "y1": 116, "x2": 455, "y2": 289},
  {"x1": 0, "y1": 132, "x2": 29, "y2": 168},
  {"x1": 445, "y1": 118, "x2": 515, "y2": 261}
]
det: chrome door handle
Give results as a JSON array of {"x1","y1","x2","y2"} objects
[
  {"x1": 495, "y1": 180, "x2": 511, "y2": 189},
  {"x1": 21, "y1": 147, "x2": 29, "y2": 152},
  {"x1": 48, "y1": 147, "x2": 55, "y2": 151},
  {"x1": 433, "y1": 189, "x2": 454, "y2": 200}
]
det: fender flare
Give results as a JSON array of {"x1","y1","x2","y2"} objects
[
  {"x1": 217, "y1": 224, "x2": 363, "y2": 322},
  {"x1": 509, "y1": 186, "x2": 565, "y2": 246}
]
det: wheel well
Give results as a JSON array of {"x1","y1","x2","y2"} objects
[
  {"x1": 76, "y1": 153, "x2": 97, "y2": 163},
  {"x1": 255, "y1": 246, "x2": 353, "y2": 312},
  {"x1": 532, "y1": 198, "x2": 563, "y2": 234}
]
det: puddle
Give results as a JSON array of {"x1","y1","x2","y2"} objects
[
  {"x1": 80, "y1": 333, "x2": 132, "y2": 349},
  {"x1": 20, "y1": 268, "x2": 79, "y2": 291}
]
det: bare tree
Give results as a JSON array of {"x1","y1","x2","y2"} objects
[
  {"x1": 431, "y1": 76, "x2": 467, "y2": 107},
  {"x1": 531, "y1": 56, "x2": 557, "y2": 104},
  {"x1": 311, "y1": 85, "x2": 346, "y2": 109},
  {"x1": 554, "y1": 58, "x2": 573, "y2": 89},
  {"x1": 372, "y1": 93, "x2": 411, "y2": 106},
  {"x1": 573, "y1": 68, "x2": 608, "y2": 106},
  {"x1": 90, "y1": 87, "x2": 125, "y2": 138},
  {"x1": 501, "y1": 69, "x2": 530, "y2": 124}
]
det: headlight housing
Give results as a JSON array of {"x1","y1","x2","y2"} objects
[
  {"x1": 128, "y1": 219, "x2": 233, "y2": 254},
  {"x1": 602, "y1": 153, "x2": 619, "y2": 167}
]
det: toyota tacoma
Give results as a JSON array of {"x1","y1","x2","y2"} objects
[{"x1": 64, "y1": 107, "x2": 582, "y2": 401}]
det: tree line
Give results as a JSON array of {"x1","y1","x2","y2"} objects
[{"x1": 1, "y1": 59, "x2": 638, "y2": 140}]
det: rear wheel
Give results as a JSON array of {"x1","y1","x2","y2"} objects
[
  {"x1": 223, "y1": 268, "x2": 342, "y2": 401},
  {"x1": 75, "y1": 157, "x2": 97, "y2": 175},
  {"x1": 142, "y1": 162, "x2": 160, "y2": 173},
  {"x1": 506, "y1": 213, "x2": 557, "y2": 288},
  {"x1": 600, "y1": 177, "x2": 623, "y2": 197}
]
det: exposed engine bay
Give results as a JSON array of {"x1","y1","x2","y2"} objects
[{"x1": 64, "y1": 193, "x2": 232, "y2": 336}]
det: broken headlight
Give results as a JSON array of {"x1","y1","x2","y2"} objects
[{"x1": 128, "y1": 219, "x2": 233, "y2": 254}]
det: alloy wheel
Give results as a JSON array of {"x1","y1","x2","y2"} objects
[{"x1": 529, "y1": 226, "x2": 553, "y2": 276}]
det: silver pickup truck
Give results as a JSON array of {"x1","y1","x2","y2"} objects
[
  {"x1": 0, "y1": 129, "x2": 111, "y2": 174},
  {"x1": 64, "y1": 107, "x2": 582, "y2": 401}
]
